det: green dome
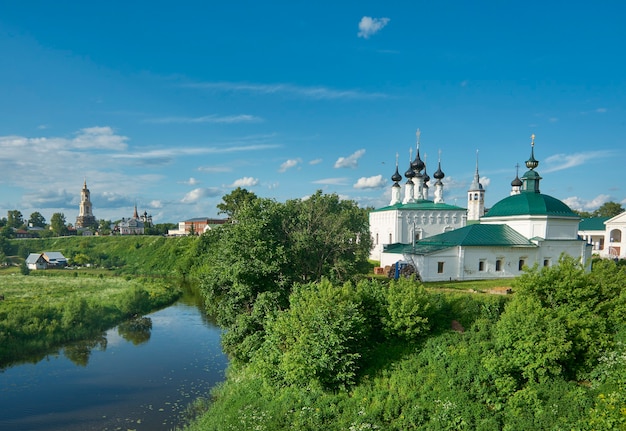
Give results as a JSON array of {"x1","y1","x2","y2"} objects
[{"x1": 484, "y1": 192, "x2": 578, "y2": 218}]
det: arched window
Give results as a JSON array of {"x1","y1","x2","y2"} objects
[{"x1": 610, "y1": 229, "x2": 622, "y2": 243}]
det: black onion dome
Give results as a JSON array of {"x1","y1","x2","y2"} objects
[
  {"x1": 404, "y1": 163, "x2": 415, "y2": 178},
  {"x1": 411, "y1": 150, "x2": 426, "y2": 172},
  {"x1": 423, "y1": 167, "x2": 430, "y2": 184},
  {"x1": 433, "y1": 161, "x2": 445, "y2": 180},
  {"x1": 391, "y1": 166, "x2": 402, "y2": 182},
  {"x1": 511, "y1": 175, "x2": 523, "y2": 187}
]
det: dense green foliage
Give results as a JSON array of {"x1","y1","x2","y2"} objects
[
  {"x1": 197, "y1": 191, "x2": 373, "y2": 361},
  {"x1": 184, "y1": 257, "x2": 626, "y2": 430},
  {"x1": 0, "y1": 273, "x2": 181, "y2": 367}
]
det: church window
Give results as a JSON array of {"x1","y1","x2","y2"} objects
[
  {"x1": 389, "y1": 233, "x2": 392, "y2": 244},
  {"x1": 375, "y1": 233, "x2": 379, "y2": 245},
  {"x1": 543, "y1": 259, "x2": 551, "y2": 267},
  {"x1": 478, "y1": 260, "x2": 485, "y2": 271},
  {"x1": 437, "y1": 262, "x2": 444, "y2": 273},
  {"x1": 610, "y1": 229, "x2": 622, "y2": 242},
  {"x1": 495, "y1": 259, "x2": 503, "y2": 271},
  {"x1": 518, "y1": 259, "x2": 525, "y2": 271},
  {"x1": 474, "y1": 193, "x2": 478, "y2": 200}
]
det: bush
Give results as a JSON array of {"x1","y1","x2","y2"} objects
[{"x1": 383, "y1": 278, "x2": 431, "y2": 341}]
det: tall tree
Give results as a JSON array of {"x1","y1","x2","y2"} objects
[
  {"x1": 28, "y1": 211, "x2": 46, "y2": 228},
  {"x1": 594, "y1": 201, "x2": 624, "y2": 218},
  {"x1": 216, "y1": 187, "x2": 258, "y2": 219},
  {"x1": 50, "y1": 213, "x2": 68, "y2": 236},
  {"x1": 6, "y1": 210, "x2": 24, "y2": 229},
  {"x1": 200, "y1": 191, "x2": 373, "y2": 362}
]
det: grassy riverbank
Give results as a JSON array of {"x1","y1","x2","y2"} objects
[{"x1": 0, "y1": 270, "x2": 182, "y2": 368}]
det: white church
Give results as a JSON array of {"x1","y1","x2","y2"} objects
[{"x1": 369, "y1": 132, "x2": 592, "y2": 282}]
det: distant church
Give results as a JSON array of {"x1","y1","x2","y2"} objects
[
  {"x1": 115, "y1": 203, "x2": 153, "y2": 235},
  {"x1": 370, "y1": 132, "x2": 592, "y2": 281},
  {"x1": 75, "y1": 180, "x2": 98, "y2": 229}
]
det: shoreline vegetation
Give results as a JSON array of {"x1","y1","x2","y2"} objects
[{"x1": 0, "y1": 235, "x2": 192, "y2": 368}]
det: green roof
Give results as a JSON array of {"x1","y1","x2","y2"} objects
[
  {"x1": 383, "y1": 224, "x2": 536, "y2": 255},
  {"x1": 579, "y1": 217, "x2": 609, "y2": 231},
  {"x1": 483, "y1": 192, "x2": 578, "y2": 218},
  {"x1": 373, "y1": 199, "x2": 466, "y2": 213}
]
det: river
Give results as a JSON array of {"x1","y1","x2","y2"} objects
[{"x1": 0, "y1": 287, "x2": 228, "y2": 431}]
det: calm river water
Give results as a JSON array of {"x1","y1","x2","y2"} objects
[{"x1": 0, "y1": 288, "x2": 228, "y2": 431}]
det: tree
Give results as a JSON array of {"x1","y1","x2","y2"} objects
[
  {"x1": 216, "y1": 187, "x2": 258, "y2": 219},
  {"x1": 200, "y1": 191, "x2": 373, "y2": 362},
  {"x1": 28, "y1": 211, "x2": 46, "y2": 228},
  {"x1": 50, "y1": 213, "x2": 68, "y2": 236},
  {"x1": 7, "y1": 210, "x2": 24, "y2": 229},
  {"x1": 284, "y1": 191, "x2": 373, "y2": 282},
  {"x1": 486, "y1": 256, "x2": 626, "y2": 389},
  {"x1": 98, "y1": 219, "x2": 112, "y2": 235},
  {"x1": 594, "y1": 201, "x2": 624, "y2": 218},
  {"x1": 255, "y1": 280, "x2": 369, "y2": 390}
]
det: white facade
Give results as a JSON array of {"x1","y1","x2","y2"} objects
[
  {"x1": 602, "y1": 211, "x2": 626, "y2": 259},
  {"x1": 481, "y1": 214, "x2": 580, "y2": 240},
  {"x1": 370, "y1": 204, "x2": 466, "y2": 262}
]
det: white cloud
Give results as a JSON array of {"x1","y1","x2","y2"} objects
[
  {"x1": 309, "y1": 158, "x2": 323, "y2": 165},
  {"x1": 562, "y1": 194, "x2": 611, "y2": 212},
  {"x1": 312, "y1": 178, "x2": 349, "y2": 185},
  {"x1": 198, "y1": 166, "x2": 233, "y2": 173},
  {"x1": 334, "y1": 149, "x2": 366, "y2": 169},
  {"x1": 278, "y1": 158, "x2": 301, "y2": 173},
  {"x1": 72, "y1": 126, "x2": 129, "y2": 150},
  {"x1": 182, "y1": 177, "x2": 199, "y2": 185},
  {"x1": 596, "y1": 108, "x2": 607, "y2": 113},
  {"x1": 480, "y1": 176, "x2": 491, "y2": 188},
  {"x1": 230, "y1": 177, "x2": 259, "y2": 188},
  {"x1": 183, "y1": 81, "x2": 386, "y2": 100},
  {"x1": 145, "y1": 114, "x2": 263, "y2": 124},
  {"x1": 357, "y1": 16, "x2": 390, "y2": 39},
  {"x1": 181, "y1": 187, "x2": 222, "y2": 203},
  {"x1": 543, "y1": 150, "x2": 614, "y2": 173},
  {"x1": 149, "y1": 200, "x2": 163, "y2": 209},
  {"x1": 354, "y1": 175, "x2": 386, "y2": 189}
]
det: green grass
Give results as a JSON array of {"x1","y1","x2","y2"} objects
[
  {"x1": 0, "y1": 272, "x2": 181, "y2": 367},
  {"x1": 8, "y1": 235, "x2": 198, "y2": 276},
  {"x1": 424, "y1": 277, "x2": 515, "y2": 292}
]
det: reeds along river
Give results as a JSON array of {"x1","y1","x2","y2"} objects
[{"x1": 0, "y1": 286, "x2": 228, "y2": 431}]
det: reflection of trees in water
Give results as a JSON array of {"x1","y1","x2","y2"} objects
[
  {"x1": 63, "y1": 336, "x2": 107, "y2": 367},
  {"x1": 118, "y1": 317, "x2": 152, "y2": 345},
  {"x1": 179, "y1": 281, "x2": 219, "y2": 326}
]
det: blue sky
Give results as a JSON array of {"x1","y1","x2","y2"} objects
[{"x1": 1, "y1": 1, "x2": 625, "y2": 224}]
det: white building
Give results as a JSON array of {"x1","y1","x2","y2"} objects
[
  {"x1": 374, "y1": 134, "x2": 592, "y2": 281},
  {"x1": 369, "y1": 131, "x2": 467, "y2": 262},
  {"x1": 602, "y1": 212, "x2": 626, "y2": 259}
]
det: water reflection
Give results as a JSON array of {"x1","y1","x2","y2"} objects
[
  {"x1": 118, "y1": 317, "x2": 152, "y2": 345},
  {"x1": 0, "y1": 283, "x2": 228, "y2": 431},
  {"x1": 63, "y1": 336, "x2": 108, "y2": 367}
]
